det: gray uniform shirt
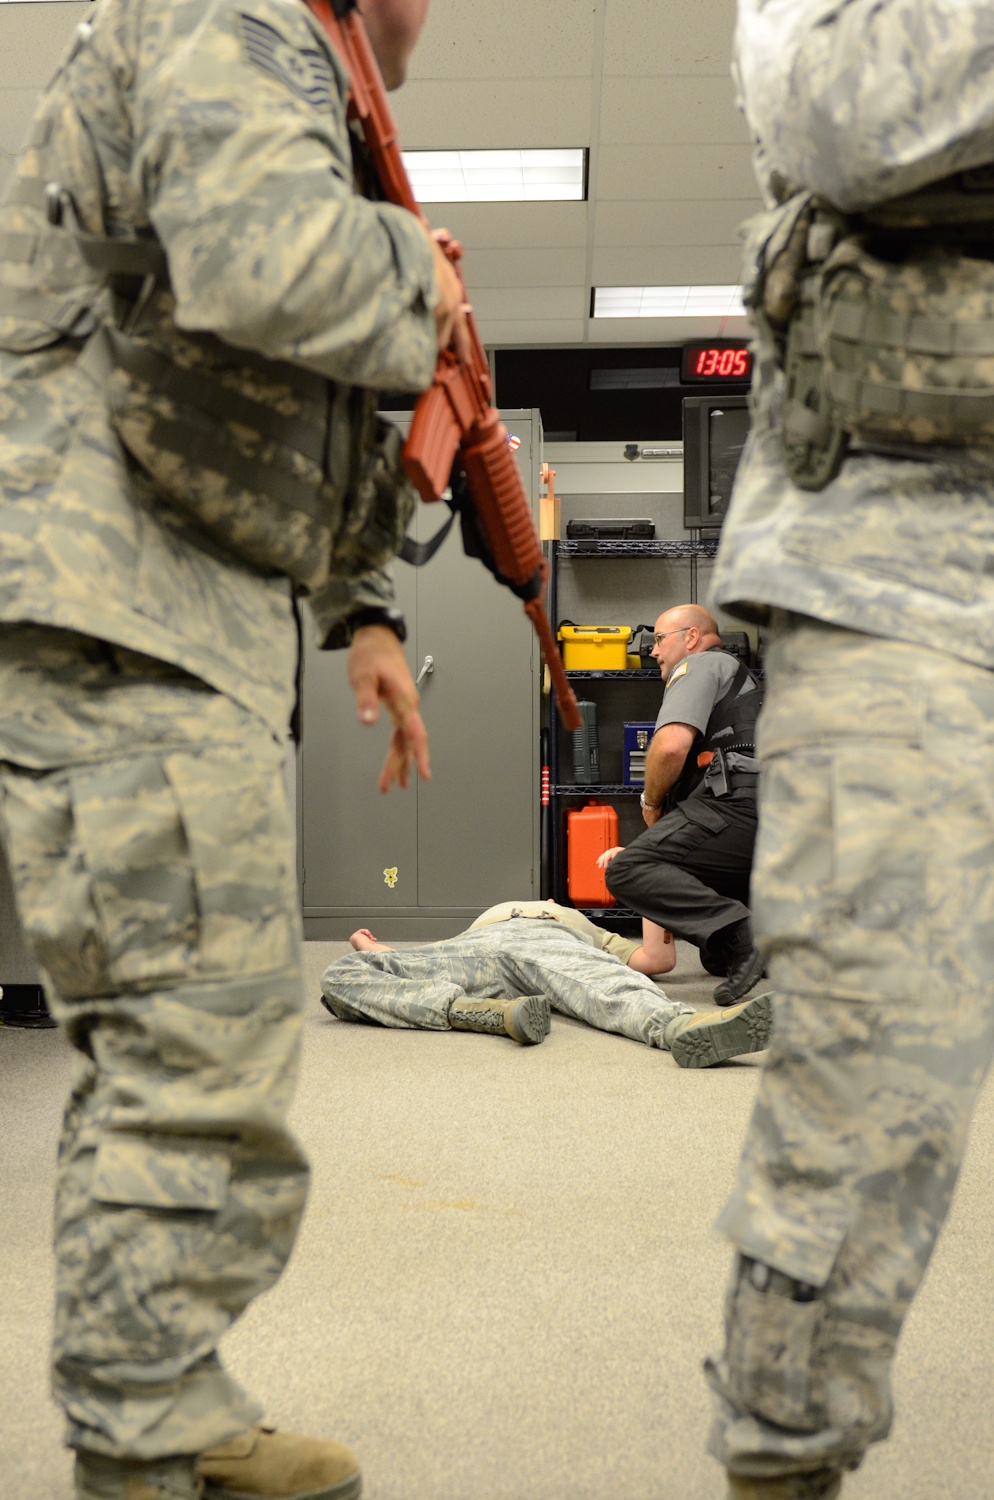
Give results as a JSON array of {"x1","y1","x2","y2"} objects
[
  {"x1": 710, "y1": 2, "x2": 994, "y2": 669},
  {"x1": 654, "y1": 650, "x2": 745, "y2": 736}
]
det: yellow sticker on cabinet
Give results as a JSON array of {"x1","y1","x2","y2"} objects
[{"x1": 383, "y1": 867, "x2": 399, "y2": 889}]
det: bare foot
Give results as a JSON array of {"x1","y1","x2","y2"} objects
[{"x1": 350, "y1": 928, "x2": 394, "y2": 952}]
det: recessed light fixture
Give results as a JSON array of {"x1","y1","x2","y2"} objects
[
  {"x1": 592, "y1": 286, "x2": 746, "y2": 319},
  {"x1": 401, "y1": 149, "x2": 587, "y2": 203}
]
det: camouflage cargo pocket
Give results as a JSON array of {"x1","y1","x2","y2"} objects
[
  {"x1": 726, "y1": 1267, "x2": 829, "y2": 1432},
  {"x1": 754, "y1": 674, "x2": 927, "y2": 1003},
  {"x1": 2, "y1": 743, "x2": 297, "y2": 998},
  {"x1": 91, "y1": 1135, "x2": 230, "y2": 1212}
]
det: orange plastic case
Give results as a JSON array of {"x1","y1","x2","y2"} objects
[{"x1": 567, "y1": 801, "x2": 619, "y2": 907}]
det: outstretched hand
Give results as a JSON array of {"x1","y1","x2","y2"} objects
[
  {"x1": 348, "y1": 625, "x2": 431, "y2": 792},
  {"x1": 596, "y1": 845, "x2": 626, "y2": 869}
]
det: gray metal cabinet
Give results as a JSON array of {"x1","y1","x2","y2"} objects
[{"x1": 298, "y1": 409, "x2": 542, "y2": 940}]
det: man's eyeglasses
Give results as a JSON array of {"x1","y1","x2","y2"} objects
[{"x1": 653, "y1": 627, "x2": 690, "y2": 646}]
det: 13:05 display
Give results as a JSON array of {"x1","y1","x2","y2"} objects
[{"x1": 681, "y1": 344, "x2": 752, "y2": 382}]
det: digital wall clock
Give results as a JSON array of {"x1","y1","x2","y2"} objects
[{"x1": 681, "y1": 343, "x2": 753, "y2": 383}]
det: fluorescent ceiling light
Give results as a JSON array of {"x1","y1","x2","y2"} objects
[
  {"x1": 592, "y1": 286, "x2": 747, "y2": 319},
  {"x1": 402, "y1": 149, "x2": 587, "y2": 203}
]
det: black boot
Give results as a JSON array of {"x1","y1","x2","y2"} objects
[{"x1": 712, "y1": 918, "x2": 764, "y2": 1007}]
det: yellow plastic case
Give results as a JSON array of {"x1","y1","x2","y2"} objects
[{"x1": 557, "y1": 625, "x2": 633, "y2": 670}]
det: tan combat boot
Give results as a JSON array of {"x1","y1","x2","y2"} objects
[
  {"x1": 199, "y1": 1425, "x2": 360, "y2": 1499},
  {"x1": 448, "y1": 994, "x2": 551, "y2": 1044},
  {"x1": 727, "y1": 1471, "x2": 843, "y2": 1500},
  {"x1": 75, "y1": 1451, "x2": 201, "y2": 1500},
  {"x1": 663, "y1": 991, "x2": 772, "y2": 1068}
]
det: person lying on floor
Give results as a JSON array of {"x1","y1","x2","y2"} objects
[{"x1": 320, "y1": 900, "x2": 772, "y2": 1069}]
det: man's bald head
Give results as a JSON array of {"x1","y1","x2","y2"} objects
[{"x1": 650, "y1": 604, "x2": 722, "y2": 680}]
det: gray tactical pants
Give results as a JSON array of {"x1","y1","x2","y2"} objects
[
  {"x1": 707, "y1": 616, "x2": 994, "y2": 1483},
  {"x1": 0, "y1": 625, "x2": 307, "y2": 1462},
  {"x1": 321, "y1": 918, "x2": 693, "y2": 1047}
]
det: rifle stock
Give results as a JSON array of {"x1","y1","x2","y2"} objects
[{"x1": 304, "y1": 0, "x2": 581, "y2": 733}]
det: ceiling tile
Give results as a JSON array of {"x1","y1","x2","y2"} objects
[
  {"x1": 393, "y1": 78, "x2": 590, "y2": 151},
  {"x1": 592, "y1": 244, "x2": 745, "y2": 285},
  {"x1": 417, "y1": 201, "x2": 588, "y2": 251},
  {"x1": 597, "y1": 142, "x2": 757, "y2": 200},
  {"x1": 0, "y1": 1, "x2": 83, "y2": 88},
  {"x1": 0, "y1": 88, "x2": 39, "y2": 155},
  {"x1": 599, "y1": 75, "x2": 748, "y2": 146},
  {"x1": 602, "y1": 0, "x2": 737, "y2": 78},
  {"x1": 463, "y1": 247, "x2": 587, "y2": 289},
  {"x1": 587, "y1": 313, "x2": 753, "y2": 343},
  {"x1": 482, "y1": 318, "x2": 587, "y2": 345},
  {"x1": 593, "y1": 198, "x2": 761, "y2": 247},
  {"x1": 469, "y1": 285, "x2": 587, "y2": 321},
  {"x1": 408, "y1": 0, "x2": 599, "y2": 81}
]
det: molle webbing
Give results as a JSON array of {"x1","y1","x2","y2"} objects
[
  {"x1": 85, "y1": 326, "x2": 329, "y2": 468},
  {"x1": 78, "y1": 325, "x2": 333, "y2": 525}
]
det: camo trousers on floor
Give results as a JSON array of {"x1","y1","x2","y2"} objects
[
  {"x1": 707, "y1": 615, "x2": 994, "y2": 1483},
  {"x1": 0, "y1": 625, "x2": 308, "y2": 1461},
  {"x1": 321, "y1": 918, "x2": 693, "y2": 1048}
]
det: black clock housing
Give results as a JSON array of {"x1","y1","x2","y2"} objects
[{"x1": 681, "y1": 342, "x2": 752, "y2": 384}]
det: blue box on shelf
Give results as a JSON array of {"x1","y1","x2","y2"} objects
[{"x1": 623, "y1": 722, "x2": 657, "y2": 785}]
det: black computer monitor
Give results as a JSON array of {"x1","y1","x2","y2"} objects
[{"x1": 682, "y1": 394, "x2": 750, "y2": 530}]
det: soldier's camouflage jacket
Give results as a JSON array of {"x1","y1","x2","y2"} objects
[
  {"x1": 0, "y1": 0, "x2": 439, "y2": 733},
  {"x1": 710, "y1": 0, "x2": 994, "y2": 661}
]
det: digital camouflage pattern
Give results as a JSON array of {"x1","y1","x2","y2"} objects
[
  {"x1": 0, "y1": 624, "x2": 308, "y2": 1459},
  {"x1": 712, "y1": 2, "x2": 994, "y2": 664},
  {"x1": 320, "y1": 918, "x2": 776, "y2": 1068},
  {"x1": 734, "y1": 0, "x2": 994, "y2": 215},
  {"x1": 705, "y1": 622, "x2": 994, "y2": 1483},
  {"x1": 321, "y1": 917, "x2": 696, "y2": 1048},
  {"x1": 0, "y1": 0, "x2": 439, "y2": 731},
  {"x1": 707, "y1": 3, "x2": 994, "y2": 1488}
]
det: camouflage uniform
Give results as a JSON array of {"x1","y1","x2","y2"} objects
[
  {"x1": 706, "y1": 3, "x2": 994, "y2": 1490},
  {"x1": 320, "y1": 912, "x2": 696, "y2": 1048},
  {"x1": 0, "y1": 0, "x2": 437, "y2": 1465}
]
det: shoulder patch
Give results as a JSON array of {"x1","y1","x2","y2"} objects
[
  {"x1": 239, "y1": 13, "x2": 334, "y2": 111},
  {"x1": 666, "y1": 660, "x2": 690, "y2": 685}
]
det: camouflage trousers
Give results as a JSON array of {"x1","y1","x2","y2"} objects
[
  {"x1": 0, "y1": 625, "x2": 308, "y2": 1461},
  {"x1": 707, "y1": 614, "x2": 994, "y2": 1482},
  {"x1": 321, "y1": 918, "x2": 694, "y2": 1047}
]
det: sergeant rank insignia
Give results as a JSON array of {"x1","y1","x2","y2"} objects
[{"x1": 239, "y1": 13, "x2": 334, "y2": 111}]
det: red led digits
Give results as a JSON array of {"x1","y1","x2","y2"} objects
[{"x1": 682, "y1": 344, "x2": 752, "y2": 383}]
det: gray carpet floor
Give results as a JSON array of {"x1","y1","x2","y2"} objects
[{"x1": 2, "y1": 941, "x2": 993, "y2": 1500}]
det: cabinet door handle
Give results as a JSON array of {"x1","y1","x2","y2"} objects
[{"x1": 416, "y1": 654, "x2": 434, "y2": 686}]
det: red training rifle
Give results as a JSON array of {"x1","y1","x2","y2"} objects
[{"x1": 304, "y1": 0, "x2": 581, "y2": 733}]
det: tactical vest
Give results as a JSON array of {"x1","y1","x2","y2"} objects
[
  {"x1": 0, "y1": 21, "x2": 413, "y2": 593},
  {"x1": 669, "y1": 649, "x2": 763, "y2": 808},
  {"x1": 761, "y1": 166, "x2": 994, "y2": 491}
]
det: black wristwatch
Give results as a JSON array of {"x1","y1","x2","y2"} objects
[{"x1": 344, "y1": 606, "x2": 407, "y2": 644}]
